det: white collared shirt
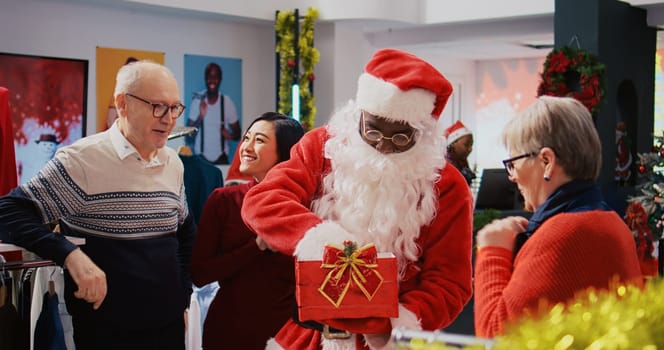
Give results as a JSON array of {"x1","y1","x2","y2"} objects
[{"x1": 109, "y1": 122, "x2": 165, "y2": 168}]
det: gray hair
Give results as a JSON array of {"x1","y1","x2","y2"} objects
[
  {"x1": 113, "y1": 60, "x2": 173, "y2": 97},
  {"x1": 502, "y1": 96, "x2": 601, "y2": 180}
]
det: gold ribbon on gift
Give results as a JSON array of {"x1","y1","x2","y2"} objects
[{"x1": 318, "y1": 241, "x2": 384, "y2": 307}]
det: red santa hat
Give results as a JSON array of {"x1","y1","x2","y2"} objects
[
  {"x1": 356, "y1": 49, "x2": 453, "y2": 125},
  {"x1": 444, "y1": 120, "x2": 472, "y2": 145}
]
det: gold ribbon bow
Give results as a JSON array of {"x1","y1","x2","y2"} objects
[{"x1": 318, "y1": 241, "x2": 384, "y2": 307}]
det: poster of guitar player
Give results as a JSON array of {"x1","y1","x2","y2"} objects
[
  {"x1": 183, "y1": 54, "x2": 242, "y2": 165},
  {"x1": 0, "y1": 52, "x2": 87, "y2": 184}
]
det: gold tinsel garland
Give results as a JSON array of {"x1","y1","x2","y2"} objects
[
  {"x1": 395, "y1": 279, "x2": 664, "y2": 349},
  {"x1": 275, "y1": 7, "x2": 320, "y2": 131},
  {"x1": 492, "y1": 278, "x2": 664, "y2": 350}
]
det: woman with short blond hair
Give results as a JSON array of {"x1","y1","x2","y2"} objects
[{"x1": 474, "y1": 96, "x2": 642, "y2": 337}]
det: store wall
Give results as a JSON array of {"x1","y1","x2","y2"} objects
[
  {"x1": 0, "y1": 0, "x2": 275, "y2": 137},
  {"x1": 474, "y1": 57, "x2": 545, "y2": 169},
  {"x1": 0, "y1": 0, "x2": 480, "y2": 152}
]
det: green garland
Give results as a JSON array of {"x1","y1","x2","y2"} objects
[
  {"x1": 396, "y1": 279, "x2": 664, "y2": 349},
  {"x1": 275, "y1": 7, "x2": 320, "y2": 130},
  {"x1": 473, "y1": 209, "x2": 501, "y2": 234}
]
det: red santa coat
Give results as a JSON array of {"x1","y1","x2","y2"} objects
[{"x1": 241, "y1": 127, "x2": 473, "y2": 349}]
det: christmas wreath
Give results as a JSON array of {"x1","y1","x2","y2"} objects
[{"x1": 537, "y1": 46, "x2": 606, "y2": 115}]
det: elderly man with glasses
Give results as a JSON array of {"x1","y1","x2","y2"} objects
[
  {"x1": 0, "y1": 60, "x2": 195, "y2": 349},
  {"x1": 241, "y1": 49, "x2": 473, "y2": 350}
]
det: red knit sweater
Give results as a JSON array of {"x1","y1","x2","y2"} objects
[
  {"x1": 474, "y1": 210, "x2": 643, "y2": 337},
  {"x1": 191, "y1": 182, "x2": 296, "y2": 349}
]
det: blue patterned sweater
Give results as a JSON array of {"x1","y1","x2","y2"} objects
[{"x1": 0, "y1": 125, "x2": 195, "y2": 330}]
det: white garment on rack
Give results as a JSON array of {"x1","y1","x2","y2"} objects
[
  {"x1": 185, "y1": 293, "x2": 201, "y2": 350},
  {"x1": 30, "y1": 266, "x2": 74, "y2": 350},
  {"x1": 194, "y1": 283, "x2": 218, "y2": 328},
  {"x1": 185, "y1": 283, "x2": 220, "y2": 350}
]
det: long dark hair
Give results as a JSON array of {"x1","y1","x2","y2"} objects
[{"x1": 244, "y1": 112, "x2": 304, "y2": 162}]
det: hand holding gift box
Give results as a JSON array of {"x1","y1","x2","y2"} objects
[{"x1": 296, "y1": 241, "x2": 398, "y2": 323}]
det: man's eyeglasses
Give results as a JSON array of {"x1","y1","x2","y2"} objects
[
  {"x1": 126, "y1": 93, "x2": 186, "y2": 119},
  {"x1": 502, "y1": 151, "x2": 537, "y2": 174},
  {"x1": 361, "y1": 113, "x2": 414, "y2": 147}
]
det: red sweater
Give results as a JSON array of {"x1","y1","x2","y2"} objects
[
  {"x1": 474, "y1": 210, "x2": 643, "y2": 337},
  {"x1": 191, "y1": 181, "x2": 296, "y2": 349}
]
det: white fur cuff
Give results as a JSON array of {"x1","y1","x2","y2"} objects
[
  {"x1": 265, "y1": 338, "x2": 283, "y2": 350},
  {"x1": 391, "y1": 304, "x2": 422, "y2": 331},
  {"x1": 362, "y1": 305, "x2": 421, "y2": 350},
  {"x1": 321, "y1": 335, "x2": 357, "y2": 350},
  {"x1": 294, "y1": 221, "x2": 356, "y2": 260}
]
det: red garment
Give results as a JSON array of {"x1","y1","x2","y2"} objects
[
  {"x1": 0, "y1": 87, "x2": 17, "y2": 195},
  {"x1": 225, "y1": 141, "x2": 253, "y2": 183},
  {"x1": 241, "y1": 127, "x2": 473, "y2": 350},
  {"x1": 191, "y1": 181, "x2": 296, "y2": 350},
  {"x1": 474, "y1": 211, "x2": 643, "y2": 337},
  {"x1": 614, "y1": 134, "x2": 631, "y2": 182}
]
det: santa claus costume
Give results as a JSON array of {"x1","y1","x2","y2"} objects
[
  {"x1": 242, "y1": 49, "x2": 473, "y2": 350},
  {"x1": 444, "y1": 120, "x2": 476, "y2": 185}
]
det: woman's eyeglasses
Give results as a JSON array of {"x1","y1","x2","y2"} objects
[
  {"x1": 361, "y1": 113, "x2": 414, "y2": 146},
  {"x1": 502, "y1": 152, "x2": 537, "y2": 174},
  {"x1": 126, "y1": 93, "x2": 186, "y2": 119}
]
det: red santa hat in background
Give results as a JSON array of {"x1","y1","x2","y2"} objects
[
  {"x1": 444, "y1": 120, "x2": 472, "y2": 145},
  {"x1": 355, "y1": 48, "x2": 453, "y2": 125}
]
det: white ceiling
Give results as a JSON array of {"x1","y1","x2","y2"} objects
[
  {"x1": 52, "y1": 0, "x2": 664, "y2": 60},
  {"x1": 364, "y1": 15, "x2": 555, "y2": 60},
  {"x1": 363, "y1": 1, "x2": 664, "y2": 60}
]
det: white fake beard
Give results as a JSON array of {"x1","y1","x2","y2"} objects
[{"x1": 311, "y1": 102, "x2": 446, "y2": 278}]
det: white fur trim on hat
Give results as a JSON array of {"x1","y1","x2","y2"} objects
[
  {"x1": 444, "y1": 120, "x2": 472, "y2": 145},
  {"x1": 294, "y1": 221, "x2": 357, "y2": 260},
  {"x1": 356, "y1": 73, "x2": 437, "y2": 126},
  {"x1": 446, "y1": 128, "x2": 471, "y2": 145}
]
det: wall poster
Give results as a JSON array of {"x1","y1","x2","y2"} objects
[
  {"x1": 183, "y1": 54, "x2": 243, "y2": 165},
  {"x1": 0, "y1": 52, "x2": 88, "y2": 184},
  {"x1": 96, "y1": 47, "x2": 165, "y2": 132}
]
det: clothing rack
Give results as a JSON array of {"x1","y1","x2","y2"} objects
[
  {"x1": 0, "y1": 236, "x2": 85, "y2": 271},
  {"x1": 1, "y1": 244, "x2": 54, "y2": 271},
  {"x1": 169, "y1": 126, "x2": 198, "y2": 140},
  {"x1": 0, "y1": 246, "x2": 74, "y2": 350},
  {"x1": 391, "y1": 328, "x2": 494, "y2": 349},
  {"x1": 0, "y1": 258, "x2": 56, "y2": 271}
]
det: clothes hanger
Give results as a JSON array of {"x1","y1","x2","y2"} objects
[
  {"x1": 0, "y1": 258, "x2": 6, "y2": 308},
  {"x1": 178, "y1": 145, "x2": 193, "y2": 156},
  {"x1": 48, "y1": 267, "x2": 56, "y2": 296},
  {"x1": 0, "y1": 283, "x2": 5, "y2": 308}
]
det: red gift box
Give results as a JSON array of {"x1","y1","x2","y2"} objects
[{"x1": 295, "y1": 242, "x2": 398, "y2": 321}]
